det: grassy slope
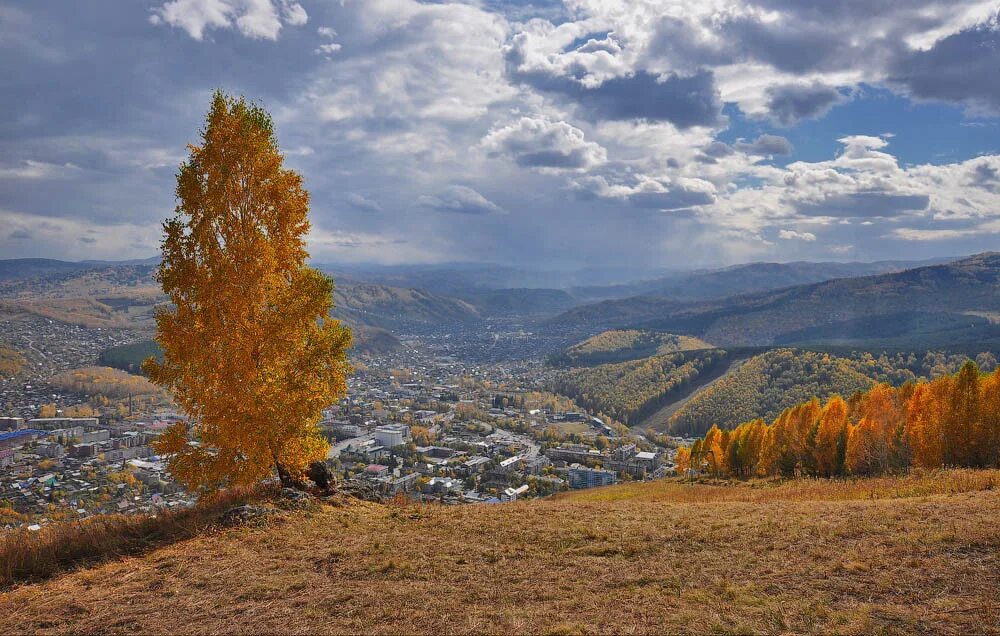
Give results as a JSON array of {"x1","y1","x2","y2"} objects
[{"x1": 2, "y1": 470, "x2": 999, "y2": 635}]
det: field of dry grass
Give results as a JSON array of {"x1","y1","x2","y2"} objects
[{"x1": 2, "y1": 470, "x2": 999, "y2": 635}]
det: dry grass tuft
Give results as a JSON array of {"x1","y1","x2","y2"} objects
[
  {"x1": 0, "y1": 486, "x2": 275, "y2": 588},
  {"x1": 559, "y1": 468, "x2": 1000, "y2": 504}
]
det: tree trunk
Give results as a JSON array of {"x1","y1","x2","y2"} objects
[{"x1": 275, "y1": 462, "x2": 304, "y2": 490}]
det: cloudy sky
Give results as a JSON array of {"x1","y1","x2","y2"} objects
[{"x1": 2, "y1": 0, "x2": 1000, "y2": 270}]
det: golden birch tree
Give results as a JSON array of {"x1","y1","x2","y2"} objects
[{"x1": 145, "y1": 92, "x2": 352, "y2": 493}]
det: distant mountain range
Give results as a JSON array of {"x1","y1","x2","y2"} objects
[
  {"x1": 3, "y1": 254, "x2": 988, "y2": 351},
  {"x1": 550, "y1": 253, "x2": 1000, "y2": 348},
  {"x1": 567, "y1": 257, "x2": 955, "y2": 302}
]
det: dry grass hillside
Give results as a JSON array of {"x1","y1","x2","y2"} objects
[{"x1": 2, "y1": 470, "x2": 999, "y2": 635}]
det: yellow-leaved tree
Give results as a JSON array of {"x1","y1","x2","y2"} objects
[{"x1": 144, "y1": 92, "x2": 352, "y2": 493}]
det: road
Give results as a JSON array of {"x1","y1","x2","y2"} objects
[
  {"x1": 492, "y1": 426, "x2": 541, "y2": 459},
  {"x1": 637, "y1": 354, "x2": 750, "y2": 432}
]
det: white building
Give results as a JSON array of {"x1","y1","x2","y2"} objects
[
  {"x1": 374, "y1": 424, "x2": 410, "y2": 448},
  {"x1": 501, "y1": 484, "x2": 529, "y2": 502}
]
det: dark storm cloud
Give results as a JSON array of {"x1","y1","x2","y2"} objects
[
  {"x1": 765, "y1": 82, "x2": 846, "y2": 126},
  {"x1": 6, "y1": 229, "x2": 31, "y2": 240},
  {"x1": 796, "y1": 192, "x2": 930, "y2": 218},
  {"x1": 736, "y1": 135, "x2": 793, "y2": 156},
  {"x1": 704, "y1": 142, "x2": 734, "y2": 158},
  {"x1": 717, "y1": 15, "x2": 853, "y2": 75},
  {"x1": 572, "y1": 70, "x2": 721, "y2": 128},
  {"x1": 506, "y1": 36, "x2": 724, "y2": 129},
  {"x1": 888, "y1": 19, "x2": 1000, "y2": 114},
  {"x1": 970, "y1": 162, "x2": 1000, "y2": 192},
  {"x1": 0, "y1": 0, "x2": 326, "y2": 234}
]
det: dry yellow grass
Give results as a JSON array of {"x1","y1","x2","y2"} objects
[
  {"x1": 2, "y1": 471, "x2": 999, "y2": 635},
  {"x1": 0, "y1": 487, "x2": 269, "y2": 588}
]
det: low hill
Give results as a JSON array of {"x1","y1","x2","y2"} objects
[
  {"x1": 346, "y1": 325, "x2": 404, "y2": 356},
  {"x1": 2, "y1": 470, "x2": 998, "y2": 634},
  {"x1": 99, "y1": 340, "x2": 163, "y2": 374},
  {"x1": 551, "y1": 253, "x2": 1000, "y2": 347},
  {"x1": 332, "y1": 282, "x2": 481, "y2": 330},
  {"x1": 0, "y1": 258, "x2": 98, "y2": 282},
  {"x1": 666, "y1": 348, "x2": 1000, "y2": 436},
  {"x1": 552, "y1": 349, "x2": 730, "y2": 425},
  {"x1": 99, "y1": 326, "x2": 402, "y2": 375},
  {"x1": 550, "y1": 329, "x2": 714, "y2": 367}
]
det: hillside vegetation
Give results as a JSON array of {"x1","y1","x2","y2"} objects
[
  {"x1": 99, "y1": 341, "x2": 164, "y2": 374},
  {"x1": 2, "y1": 470, "x2": 998, "y2": 634},
  {"x1": 551, "y1": 253, "x2": 1000, "y2": 348},
  {"x1": 677, "y1": 361, "x2": 1000, "y2": 481},
  {"x1": 332, "y1": 282, "x2": 481, "y2": 330},
  {"x1": 550, "y1": 330, "x2": 713, "y2": 367},
  {"x1": 0, "y1": 344, "x2": 25, "y2": 377},
  {"x1": 669, "y1": 349, "x2": 999, "y2": 436},
  {"x1": 50, "y1": 367, "x2": 164, "y2": 400},
  {"x1": 552, "y1": 349, "x2": 729, "y2": 424}
]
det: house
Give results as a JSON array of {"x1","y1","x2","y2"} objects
[
  {"x1": 523, "y1": 456, "x2": 551, "y2": 475},
  {"x1": 461, "y1": 456, "x2": 491, "y2": 475},
  {"x1": 386, "y1": 472, "x2": 419, "y2": 495},
  {"x1": 364, "y1": 464, "x2": 389, "y2": 479},
  {"x1": 500, "y1": 484, "x2": 529, "y2": 503},
  {"x1": 568, "y1": 466, "x2": 617, "y2": 489},
  {"x1": 425, "y1": 476, "x2": 462, "y2": 494},
  {"x1": 498, "y1": 455, "x2": 522, "y2": 472},
  {"x1": 0, "y1": 429, "x2": 45, "y2": 450},
  {"x1": 0, "y1": 417, "x2": 24, "y2": 431},
  {"x1": 28, "y1": 417, "x2": 100, "y2": 431}
]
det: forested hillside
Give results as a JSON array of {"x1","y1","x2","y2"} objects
[
  {"x1": 678, "y1": 360, "x2": 1000, "y2": 478},
  {"x1": 549, "y1": 330, "x2": 713, "y2": 367},
  {"x1": 550, "y1": 253, "x2": 1000, "y2": 348},
  {"x1": 551, "y1": 349, "x2": 730, "y2": 425},
  {"x1": 668, "y1": 348, "x2": 999, "y2": 436}
]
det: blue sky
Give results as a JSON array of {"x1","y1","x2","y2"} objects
[{"x1": 1, "y1": 0, "x2": 1000, "y2": 270}]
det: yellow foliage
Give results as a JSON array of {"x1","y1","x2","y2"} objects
[
  {"x1": 51, "y1": 366, "x2": 162, "y2": 400},
  {"x1": 685, "y1": 361, "x2": 1000, "y2": 479},
  {"x1": 0, "y1": 345, "x2": 26, "y2": 377},
  {"x1": 37, "y1": 404, "x2": 57, "y2": 418},
  {"x1": 144, "y1": 92, "x2": 351, "y2": 493}
]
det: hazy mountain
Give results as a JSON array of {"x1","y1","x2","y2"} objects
[
  {"x1": 317, "y1": 262, "x2": 671, "y2": 293},
  {"x1": 551, "y1": 253, "x2": 1000, "y2": 348},
  {"x1": 331, "y1": 281, "x2": 481, "y2": 331},
  {"x1": 0, "y1": 258, "x2": 98, "y2": 282},
  {"x1": 568, "y1": 257, "x2": 956, "y2": 303},
  {"x1": 0, "y1": 259, "x2": 484, "y2": 333}
]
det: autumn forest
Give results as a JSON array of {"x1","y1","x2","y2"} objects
[{"x1": 676, "y1": 360, "x2": 1000, "y2": 478}]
